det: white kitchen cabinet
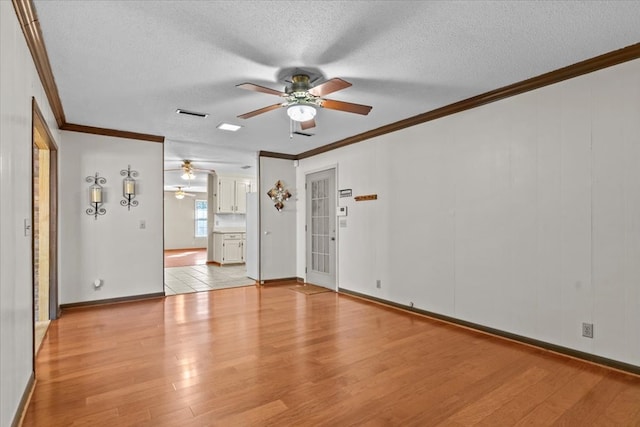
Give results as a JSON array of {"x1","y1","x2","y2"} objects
[
  {"x1": 235, "y1": 180, "x2": 250, "y2": 213},
  {"x1": 217, "y1": 178, "x2": 237, "y2": 213},
  {"x1": 215, "y1": 175, "x2": 253, "y2": 214},
  {"x1": 212, "y1": 232, "x2": 246, "y2": 264}
]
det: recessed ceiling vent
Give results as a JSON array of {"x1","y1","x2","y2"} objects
[
  {"x1": 293, "y1": 131, "x2": 314, "y2": 137},
  {"x1": 241, "y1": 165, "x2": 252, "y2": 169},
  {"x1": 176, "y1": 109, "x2": 209, "y2": 118}
]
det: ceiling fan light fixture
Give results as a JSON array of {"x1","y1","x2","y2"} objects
[
  {"x1": 287, "y1": 104, "x2": 316, "y2": 122},
  {"x1": 175, "y1": 188, "x2": 186, "y2": 199},
  {"x1": 181, "y1": 171, "x2": 195, "y2": 180}
]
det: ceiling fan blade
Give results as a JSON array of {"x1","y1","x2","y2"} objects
[
  {"x1": 237, "y1": 103, "x2": 283, "y2": 119},
  {"x1": 321, "y1": 99, "x2": 373, "y2": 115},
  {"x1": 308, "y1": 78, "x2": 352, "y2": 97},
  {"x1": 191, "y1": 167, "x2": 216, "y2": 173},
  {"x1": 236, "y1": 83, "x2": 287, "y2": 97},
  {"x1": 300, "y1": 119, "x2": 316, "y2": 130}
]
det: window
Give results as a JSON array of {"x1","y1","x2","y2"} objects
[{"x1": 195, "y1": 199, "x2": 207, "y2": 237}]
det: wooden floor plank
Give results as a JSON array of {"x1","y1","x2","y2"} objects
[
  {"x1": 443, "y1": 366, "x2": 550, "y2": 426},
  {"x1": 22, "y1": 285, "x2": 640, "y2": 426},
  {"x1": 164, "y1": 248, "x2": 206, "y2": 267}
]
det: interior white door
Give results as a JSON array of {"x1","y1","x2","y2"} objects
[{"x1": 306, "y1": 168, "x2": 336, "y2": 289}]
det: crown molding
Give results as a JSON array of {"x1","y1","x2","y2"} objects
[
  {"x1": 258, "y1": 151, "x2": 297, "y2": 160},
  {"x1": 61, "y1": 123, "x2": 164, "y2": 143},
  {"x1": 12, "y1": 0, "x2": 165, "y2": 144},
  {"x1": 13, "y1": 0, "x2": 65, "y2": 127},
  {"x1": 297, "y1": 42, "x2": 640, "y2": 160},
  {"x1": 13, "y1": 0, "x2": 638, "y2": 155}
]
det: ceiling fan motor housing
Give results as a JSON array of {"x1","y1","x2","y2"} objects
[
  {"x1": 287, "y1": 75, "x2": 319, "y2": 105},
  {"x1": 289, "y1": 74, "x2": 311, "y2": 93}
]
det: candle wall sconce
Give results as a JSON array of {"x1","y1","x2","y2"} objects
[
  {"x1": 267, "y1": 180, "x2": 292, "y2": 212},
  {"x1": 120, "y1": 165, "x2": 139, "y2": 210},
  {"x1": 86, "y1": 173, "x2": 106, "y2": 219}
]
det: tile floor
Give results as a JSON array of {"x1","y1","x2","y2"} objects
[{"x1": 164, "y1": 264, "x2": 255, "y2": 295}]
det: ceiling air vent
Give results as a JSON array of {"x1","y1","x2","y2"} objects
[
  {"x1": 293, "y1": 131, "x2": 314, "y2": 137},
  {"x1": 176, "y1": 109, "x2": 208, "y2": 118}
]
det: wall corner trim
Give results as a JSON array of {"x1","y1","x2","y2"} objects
[
  {"x1": 260, "y1": 277, "x2": 299, "y2": 286},
  {"x1": 11, "y1": 372, "x2": 35, "y2": 427},
  {"x1": 59, "y1": 292, "x2": 166, "y2": 311},
  {"x1": 338, "y1": 288, "x2": 640, "y2": 377}
]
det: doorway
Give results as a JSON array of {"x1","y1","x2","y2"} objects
[
  {"x1": 32, "y1": 99, "x2": 59, "y2": 356},
  {"x1": 305, "y1": 168, "x2": 336, "y2": 289},
  {"x1": 163, "y1": 185, "x2": 254, "y2": 295}
]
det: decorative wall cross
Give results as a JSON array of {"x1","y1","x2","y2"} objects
[{"x1": 267, "y1": 180, "x2": 292, "y2": 211}]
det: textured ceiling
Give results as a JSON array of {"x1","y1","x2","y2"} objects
[{"x1": 33, "y1": 1, "x2": 640, "y2": 192}]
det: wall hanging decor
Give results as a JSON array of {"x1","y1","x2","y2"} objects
[
  {"x1": 267, "y1": 180, "x2": 292, "y2": 211},
  {"x1": 120, "y1": 165, "x2": 139, "y2": 210},
  {"x1": 86, "y1": 172, "x2": 106, "y2": 219}
]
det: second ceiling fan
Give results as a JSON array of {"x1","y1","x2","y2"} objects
[
  {"x1": 236, "y1": 74, "x2": 372, "y2": 130},
  {"x1": 164, "y1": 160, "x2": 215, "y2": 180}
]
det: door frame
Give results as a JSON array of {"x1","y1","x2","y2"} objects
[
  {"x1": 31, "y1": 99, "x2": 59, "y2": 342},
  {"x1": 305, "y1": 167, "x2": 338, "y2": 290}
]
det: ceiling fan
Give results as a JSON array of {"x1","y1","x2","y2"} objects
[
  {"x1": 163, "y1": 160, "x2": 215, "y2": 181},
  {"x1": 173, "y1": 186, "x2": 196, "y2": 200},
  {"x1": 236, "y1": 74, "x2": 373, "y2": 130}
]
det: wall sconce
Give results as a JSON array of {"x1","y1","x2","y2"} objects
[
  {"x1": 120, "y1": 165, "x2": 139, "y2": 210},
  {"x1": 267, "y1": 180, "x2": 292, "y2": 211},
  {"x1": 86, "y1": 172, "x2": 106, "y2": 219}
]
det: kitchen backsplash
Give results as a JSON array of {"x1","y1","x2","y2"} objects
[{"x1": 214, "y1": 213, "x2": 246, "y2": 230}]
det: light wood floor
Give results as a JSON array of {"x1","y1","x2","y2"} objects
[
  {"x1": 164, "y1": 248, "x2": 207, "y2": 268},
  {"x1": 23, "y1": 285, "x2": 640, "y2": 426}
]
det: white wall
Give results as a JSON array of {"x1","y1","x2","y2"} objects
[
  {"x1": 297, "y1": 59, "x2": 640, "y2": 367},
  {"x1": 59, "y1": 132, "x2": 164, "y2": 304},
  {"x1": 0, "y1": 3, "x2": 62, "y2": 425},
  {"x1": 164, "y1": 191, "x2": 207, "y2": 249},
  {"x1": 259, "y1": 157, "x2": 297, "y2": 280}
]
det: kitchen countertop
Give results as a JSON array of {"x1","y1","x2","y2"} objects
[{"x1": 212, "y1": 229, "x2": 246, "y2": 234}]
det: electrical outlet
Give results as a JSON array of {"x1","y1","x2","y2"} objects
[
  {"x1": 376, "y1": 280, "x2": 381, "y2": 289},
  {"x1": 582, "y1": 322, "x2": 594, "y2": 338}
]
